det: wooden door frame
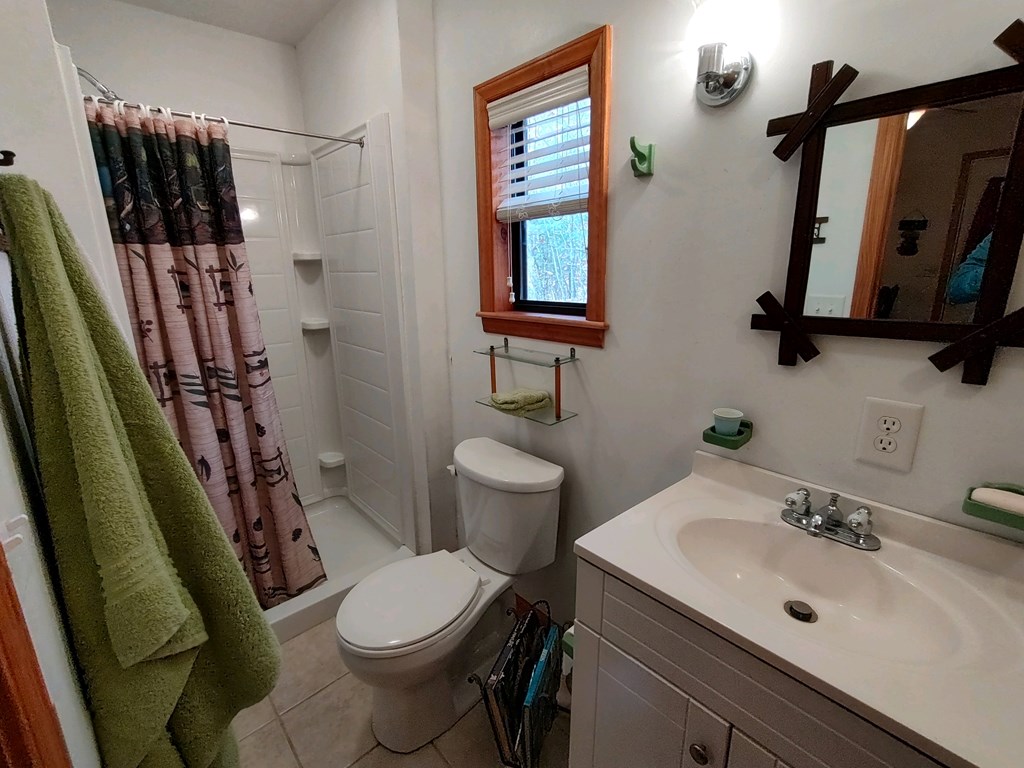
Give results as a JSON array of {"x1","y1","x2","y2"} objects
[
  {"x1": 0, "y1": 541, "x2": 72, "y2": 767},
  {"x1": 849, "y1": 114, "x2": 908, "y2": 318}
]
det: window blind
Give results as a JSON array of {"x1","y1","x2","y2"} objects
[
  {"x1": 487, "y1": 66, "x2": 589, "y2": 130},
  {"x1": 489, "y1": 73, "x2": 591, "y2": 224}
]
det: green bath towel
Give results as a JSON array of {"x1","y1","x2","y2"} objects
[
  {"x1": 490, "y1": 388, "x2": 551, "y2": 415},
  {"x1": 0, "y1": 175, "x2": 280, "y2": 768}
]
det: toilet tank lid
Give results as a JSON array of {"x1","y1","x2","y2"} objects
[{"x1": 454, "y1": 437, "x2": 564, "y2": 493}]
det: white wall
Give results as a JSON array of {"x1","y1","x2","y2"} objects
[
  {"x1": 805, "y1": 118, "x2": 878, "y2": 315},
  {"x1": 297, "y1": 0, "x2": 455, "y2": 552},
  {"x1": 47, "y1": 0, "x2": 309, "y2": 158},
  {"x1": 434, "y1": 0, "x2": 1024, "y2": 619},
  {"x1": 0, "y1": 0, "x2": 106, "y2": 762}
]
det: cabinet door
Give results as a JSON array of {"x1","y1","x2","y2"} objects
[
  {"x1": 727, "y1": 731, "x2": 775, "y2": 768},
  {"x1": 682, "y1": 699, "x2": 732, "y2": 768},
  {"x1": 593, "y1": 640, "x2": 690, "y2": 768}
]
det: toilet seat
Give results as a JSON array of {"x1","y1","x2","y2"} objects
[{"x1": 337, "y1": 551, "x2": 482, "y2": 654}]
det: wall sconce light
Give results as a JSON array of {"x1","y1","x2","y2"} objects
[{"x1": 696, "y1": 42, "x2": 753, "y2": 107}]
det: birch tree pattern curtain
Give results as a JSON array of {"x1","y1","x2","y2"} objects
[{"x1": 85, "y1": 101, "x2": 325, "y2": 607}]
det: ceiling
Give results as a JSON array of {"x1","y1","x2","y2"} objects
[{"x1": 116, "y1": 0, "x2": 338, "y2": 45}]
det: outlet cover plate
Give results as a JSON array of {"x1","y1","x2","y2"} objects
[{"x1": 855, "y1": 397, "x2": 924, "y2": 472}]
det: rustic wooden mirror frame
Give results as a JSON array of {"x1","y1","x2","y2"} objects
[{"x1": 751, "y1": 20, "x2": 1024, "y2": 385}]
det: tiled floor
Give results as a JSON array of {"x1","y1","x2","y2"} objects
[{"x1": 236, "y1": 619, "x2": 571, "y2": 768}]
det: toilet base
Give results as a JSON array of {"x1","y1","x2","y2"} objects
[
  {"x1": 371, "y1": 672, "x2": 459, "y2": 753},
  {"x1": 362, "y1": 588, "x2": 515, "y2": 752}
]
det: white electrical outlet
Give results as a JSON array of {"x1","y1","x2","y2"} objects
[{"x1": 855, "y1": 397, "x2": 924, "y2": 472}]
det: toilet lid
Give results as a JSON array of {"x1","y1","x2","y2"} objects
[{"x1": 337, "y1": 551, "x2": 482, "y2": 651}]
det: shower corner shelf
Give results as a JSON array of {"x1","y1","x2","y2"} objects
[
  {"x1": 292, "y1": 251, "x2": 322, "y2": 263},
  {"x1": 475, "y1": 338, "x2": 578, "y2": 426},
  {"x1": 301, "y1": 318, "x2": 330, "y2": 332},
  {"x1": 318, "y1": 451, "x2": 346, "y2": 469}
]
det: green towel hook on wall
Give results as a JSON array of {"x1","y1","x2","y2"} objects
[{"x1": 629, "y1": 136, "x2": 654, "y2": 177}]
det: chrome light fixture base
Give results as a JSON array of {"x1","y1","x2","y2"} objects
[{"x1": 696, "y1": 42, "x2": 753, "y2": 107}]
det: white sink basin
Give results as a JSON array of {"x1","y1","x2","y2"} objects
[
  {"x1": 664, "y1": 511, "x2": 1013, "y2": 666},
  {"x1": 575, "y1": 452, "x2": 1024, "y2": 768}
]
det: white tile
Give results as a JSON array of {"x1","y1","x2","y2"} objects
[
  {"x1": 274, "y1": 375, "x2": 302, "y2": 411},
  {"x1": 232, "y1": 697, "x2": 276, "y2": 741},
  {"x1": 280, "y1": 674, "x2": 376, "y2": 768},
  {"x1": 325, "y1": 186, "x2": 376, "y2": 234},
  {"x1": 266, "y1": 342, "x2": 297, "y2": 377},
  {"x1": 325, "y1": 230, "x2": 380, "y2": 274},
  {"x1": 316, "y1": 154, "x2": 339, "y2": 198},
  {"x1": 252, "y1": 275, "x2": 288, "y2": 309},
  {"x1": 286, "y1": 437, "x2": 310, "y2": 472},
  {"x1": 351, "y1": 744, "x2": 449, "y2": 768},
  {"x1": 343, "y1": 407, "x2": 394, "y2": 461},
  {"x1": 346, "y1": 438, "x2": 396, "y2": 493},
  {"x1": 351, "y1": 148, "x2": 371, "y2": 190},
  {"x1": 330, "y1": 272, "x2": 383, "y2": 314},
  {"x1": 232, "y1": 156, "x2": 275, "y2": 199},
  {"x1": 237, "y1": 718, "x2": 299, "y2": 768},
  {"x1": 334, "y1": 309, "x2": 386, "y2": 353},
  {"x1": 337, "y1": 342, "x2": 389, "y2": 392},
  {"x1": 246, "y1": 238, "x2": 286, "y2": 277},
  {"x1": 259, "y1": 308, "x2": 292, "y2": 346},
  {"x1": 340, "y1": 375, "x2": 393, "y2": 427},
  {"x1": 238, "y1": 197, "x2": 280, "y2": 239},
  {"x1": 270, "y1": 619, "x2": 350, "y2": 714},
  {"x1": 294, "y1": 465, "x2": 317, "y2": 500},
  {"x1": 349, "y1": 467, "x2": 400, "y2": 533},
  {"x1": 280, "y1": 406, "x2": 305, "y2": 440}
]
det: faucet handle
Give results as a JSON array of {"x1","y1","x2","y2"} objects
[
  {"x1": 847, "y1": 506, "x2": 873, "y2": 536},
  {"x1": 784, "y1": 488, "x2": 811, "y2": 513}
]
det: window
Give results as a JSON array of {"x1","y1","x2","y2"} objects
[
  {"x1": 473, "y1": 26, "x2": 611, "y2": 347},
  {"x1": 507, "y1": 97, "x2": 591, "y2": 316}
]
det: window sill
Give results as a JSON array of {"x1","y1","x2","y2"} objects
[{"x1": 477, "y1": 311, "x2": 607, "y2": 347}]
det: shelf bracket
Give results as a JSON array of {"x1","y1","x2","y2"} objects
[{"x1": 995, "y1": 19, "x2": 1024, "y2": 63}]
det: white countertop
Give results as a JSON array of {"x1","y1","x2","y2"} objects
[{"x1": 574, "y1": 451, "x2": 1024, "y2": 768}]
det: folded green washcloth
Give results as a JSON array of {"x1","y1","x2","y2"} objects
[
  {"x1": 0, "y1": 175, "x2": 280, "y2": 768},
  {"x1": 490, "y1": 388, "x2": 550, "y2": 410}
]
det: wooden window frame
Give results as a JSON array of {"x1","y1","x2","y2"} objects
[{"x1": 473, "y1": 26, "x2": 612, "y2": 348}]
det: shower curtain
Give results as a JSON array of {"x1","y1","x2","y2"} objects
[{"x1": 84, "y1": 101, "x2": 325, "y2": 608}]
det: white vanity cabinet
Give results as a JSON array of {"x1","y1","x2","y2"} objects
[{"x1": 569, "y1": 560, "x2": 949, "y2": 768}]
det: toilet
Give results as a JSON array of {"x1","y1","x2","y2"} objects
[{"x1": 335, "y1": 437, "x2": 564, "y2": 753}]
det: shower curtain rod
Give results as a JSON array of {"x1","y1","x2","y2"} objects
[{"x1": 83, "y1": 96, "x2": 364, "y2": 148}]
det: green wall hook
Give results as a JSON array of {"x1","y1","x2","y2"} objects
[{"x1": 629, "y1": 136, "x2": 654, "y2": 177}]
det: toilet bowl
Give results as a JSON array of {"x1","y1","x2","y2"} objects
[{"x1": 335, "y1": 438, "x2": 563, "y2": 752}]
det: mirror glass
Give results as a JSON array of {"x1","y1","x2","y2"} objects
[{"x1": 805, "y1": 92, "x2": 1024, "y2": 322}]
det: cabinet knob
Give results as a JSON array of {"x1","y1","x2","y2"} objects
[{"x1": 688, "y1": 743, "x2": 710, "y2": 766}]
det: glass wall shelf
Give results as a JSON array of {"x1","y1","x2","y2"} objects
[
  {"x1": 475, "y1": 338, "x2": 578, "y2": 426},
  {"x1": 475, "y1": 397, "x2": 578, "y2": 426},
  {"x1": 473, "y1": 344, "x2": 578, "y2": 368}
]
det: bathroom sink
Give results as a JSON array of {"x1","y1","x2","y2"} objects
[
  {"x1": 664, "y1": 512, "x2": 1006, "y2": 665},
  {"x1": 575, "y1": 452, "x2": 1024, "y2": 768}
]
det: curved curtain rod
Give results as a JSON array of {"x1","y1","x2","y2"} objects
[{"x1": 82, "y1": 95, "x2": 364, "y2": 148}]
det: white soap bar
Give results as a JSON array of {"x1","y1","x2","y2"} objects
[{"x1": 971, "y1": 487, "x2": 1024, "y2": 517}]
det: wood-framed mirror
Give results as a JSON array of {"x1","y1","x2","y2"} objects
[{"x1": 753, "y1": 20, "x2": 1024, "y2": 385}]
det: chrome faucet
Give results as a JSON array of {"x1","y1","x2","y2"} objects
[{"x1": 780, "y1": 489, "x2": 880, "y2": 551}]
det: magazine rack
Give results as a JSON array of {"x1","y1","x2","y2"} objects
[{"x1": 468, "y1": 602, "x2": 563, "y2": 768}]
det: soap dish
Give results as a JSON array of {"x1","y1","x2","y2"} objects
[
  {"x1": 702, "y1": 420, "x2": 753, "y2": 450},
  {"x1": 962, "y1": 483, "x2": 1024, "y2": 531}
]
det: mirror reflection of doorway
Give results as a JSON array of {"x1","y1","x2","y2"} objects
[{"x1": 933, "y1": 152, "x2": 1008, "y2": 322}]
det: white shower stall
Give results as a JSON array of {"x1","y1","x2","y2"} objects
[{"x1": 226, "y1": 117, "x2": 420, "y2": 637}]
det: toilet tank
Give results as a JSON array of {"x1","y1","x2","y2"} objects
[{"x1": 453, "y1": 438, "x2": 564, "y2": 575}]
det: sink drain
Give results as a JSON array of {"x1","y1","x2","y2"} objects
[{"x1": 784, "y1": 600, "x2": 818, "y2": 623}]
